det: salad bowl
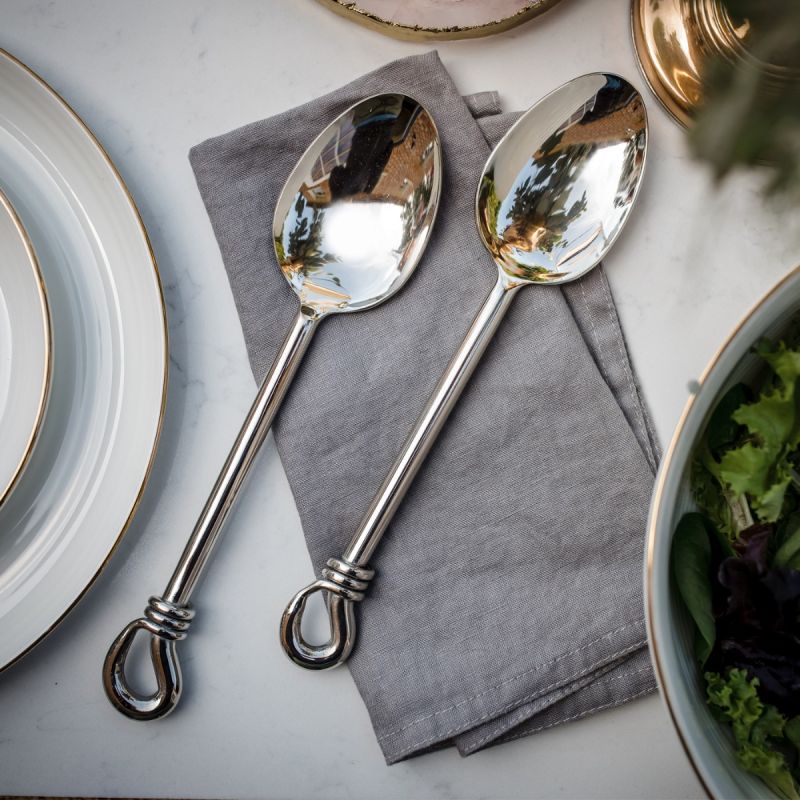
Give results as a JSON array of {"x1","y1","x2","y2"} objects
[{"x1": 647, "y1": 264, "x2": 800, "y2": 800}]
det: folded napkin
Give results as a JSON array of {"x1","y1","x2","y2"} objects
[{"x1": 189, "y1": 51, "x2": 660, "y2": 764}]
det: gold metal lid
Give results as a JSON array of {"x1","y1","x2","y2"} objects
[{"x1": 631, "y1": 0, "x2": 799, "y2": 128}]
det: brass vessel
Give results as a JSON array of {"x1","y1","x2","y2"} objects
[{"x1": 632, "y1": 0, "x2": 799, "y2": 127}]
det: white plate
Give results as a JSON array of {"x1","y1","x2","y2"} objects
[
  {"x1": 0, "y1": 49, "x2": 167, "y2": 670},
  {"x1": 0, "y1": 189, "x2": 51, "y2": 506}
]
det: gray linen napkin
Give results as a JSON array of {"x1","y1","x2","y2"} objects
[{"x1": 189, "y1": 51, "x2": 660, "y2": 764}]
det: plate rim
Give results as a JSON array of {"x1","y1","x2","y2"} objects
[
  {"x1": 315, "y1": 0, "x2": 565, "y2": 41},
  {"x1": 0, "y1": 186, "x2": 52, "y2": 508},
  {"x1": 0, "y1": 47, "x2": 169, "y2": 672}
]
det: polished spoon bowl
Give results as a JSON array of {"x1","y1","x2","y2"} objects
[
  {"x1": 281, "y1": 72, "x2": 648, "y2": 669},
  {"x1": 103, "y1": 93, "x2": 442, "y2": 719}
]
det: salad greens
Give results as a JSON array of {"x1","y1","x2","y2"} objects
[
  {"x1": 672, "y1": 339, "x2": 800, "y2": 799},
  {"x1": 673, "y1": 513, "x2": 717, "y2": 666},
  {"x1": 706, "y1": 669, "x2": 799, "y2": 800}
]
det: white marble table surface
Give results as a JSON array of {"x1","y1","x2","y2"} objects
[{"x1": 0, "y1": 0, "x2": 797, "y2": 797}]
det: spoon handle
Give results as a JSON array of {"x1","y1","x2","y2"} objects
[
  {"x1": 281, "y1": 274, "x2": 519, "y2": 669},
  {"x1": 103, "y1": 309, "x2": 319, "y2": 719}
]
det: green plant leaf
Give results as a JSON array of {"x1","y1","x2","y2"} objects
[
  {"x1": 692, "y1": 450, "x2": 751, "y2": 544},
  {"x1": 706, "y1": 670, "x2": 800, "y2": 799},
  {"x1": 706, "y1": 669, "x2": 763, "y2": 745},
  {"x1": 785, "y1": 716, "x2": 800, "y2": 760},
  {"x1": 752, "y1": 704, "x2": 787, "y2": 746},
  {"x1": 672, "y1": 514, "x2": 716, "y2": 665},
  {"x1": 718, "y1": 343, "x2": 800, "y2": 523},
  {"x1": 757, "y1": 474, "x2": 793, "y2": 525},
  {"x1": 759, "y1": 341, "x2": 800, "y2": 394},
  {"x1": 774, "y1": 515, "x2": 800, "y2": 568},
  {"x1": 707, "y1": 383, "x2": 749, "y2": 453},
  {"x1": 737, "y1": 743, "x2": 800, "y2": 800},
  {"x1": 735, "y1": 390, "x2": 796, "y2": 453},
  {"x1": 720, "y1": 442, "x2": 775, "y2": 499}
]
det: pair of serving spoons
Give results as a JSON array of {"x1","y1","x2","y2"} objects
[{"x1": 104, "y1": 73, "x2": 648, "y2": 719}]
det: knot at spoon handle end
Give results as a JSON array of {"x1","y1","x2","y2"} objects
[
  {"x1": 102, "y1": 596, "x2": 194, "y2": 721},
  {"x1": 279, "y1": 558, "x2": 373, "y2": 670}
]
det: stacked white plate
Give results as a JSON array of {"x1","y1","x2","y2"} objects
[
  {"x1": 0, "y1": 49, "x2": 167, "y2": 670},
  {"x1": 0, "y1": 189, "x2": 50, "y2": 508}
]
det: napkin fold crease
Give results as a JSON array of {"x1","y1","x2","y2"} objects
[{"x1": 189, "y1": 51, "x2": 659, "y2": 764}]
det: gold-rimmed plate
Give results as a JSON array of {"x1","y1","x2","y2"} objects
[
  {"x1": 0, "y1": 49, "x2": 167, "y2": 671},
  {"x1": 0, "y1": 189, "x2": 51, "y2": 507},
  {"x1": 317, "y1": 0, "x2": 565, "y2": 41}
]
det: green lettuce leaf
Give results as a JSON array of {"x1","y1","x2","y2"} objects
[
  {"x1": 737, "y1": 744, "x2": 800, "y2": 800},
  {"x1": 691, "y1": 456, "x2": 736, "y2": 540},
  {"x1": 774, "y1": 514, "x2": 800, "y2": 569},
  {"x1": 751, "y1": 704, "x2": 787, "y2": 746},
  {"x1": 785, "y1": 716, "x2": 800, "y2": 760},
  {"x1": 693, "y1": 448, "x2": 752, "y2": 543},
  {"x1": 672, "y1": 514, "x2": 717, "y2": 665},
  {"x1": 760, "y1": 341, "x2": 800, "y2": 391},
  {"x1": 706, "y1": 669, "x2": 764, "y2": 745},
  {"x1": 706, "y1": 670, "x2": 800, "y2": 799},
  {"x1": 707, "y1": 383, "x2": 749, "y2": 454},
  {"x1": 692, "y1": 384, "x2": 754, "y2": 540},
  {"x1": 719, "y1": 341, "x2": 800, "y2": 523}
]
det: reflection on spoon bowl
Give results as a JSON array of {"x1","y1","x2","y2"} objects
[
  {"x1": 477, "y1": 73, "x2": 647, "y2": 284},
  {"x1": 274, "y1": 93, "x2": 440, "y2": 313}
]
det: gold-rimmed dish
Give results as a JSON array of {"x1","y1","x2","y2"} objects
[
  {"x1": 646, "y1": 265, "x2": 800, "y2": 798},
  {"x1": 0, "y1": 49, "x2": 167, "y2": 671},
  {"x1": 0, "y1": 188, "x2": 51, "y2": 507},
  {"x1": 316, "y1": 0, "x2": 565, "y2": 41}
]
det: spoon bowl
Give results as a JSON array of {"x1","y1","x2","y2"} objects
[
  {"x1": 274, "y1": 94, "x2": 441, "y2": 315},
  {"x1": 477, "y1": 73, "x2": 646, "y2": 285},
  {"x1": 281, "y1": 73, "x2": 648, "y2": 671}
]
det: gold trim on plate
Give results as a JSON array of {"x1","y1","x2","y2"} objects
[
  {"x1": 645, "y1": 264, "x2": 800, "y2": 799},
  {"x1": 0, "y1": 187, "x2": 53, "y2": 509},
  {"x1": 0, "y1": 48, "x2": 169, "y2": 673},
  {"x1": 316, "y1": 0, "x2": 565, "y2": 41}
]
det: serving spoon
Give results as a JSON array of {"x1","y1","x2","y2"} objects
[
  {"x1": 281, "y1": 73, "x2": 648, "y2": 670},
  {"x1": 103, "y1": 93, "x2": 442, "y2": 719}
]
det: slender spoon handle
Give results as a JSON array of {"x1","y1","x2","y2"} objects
[
  {"x1": 281, "y1": 274, "x2": 519, "y2": 669},
  {"x1": 104, "y1": 309, "x2": 319, "y2": 719}
]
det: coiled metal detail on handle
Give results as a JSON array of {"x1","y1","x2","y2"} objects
[
  {"x1": 320, "y1": 557, "x2": 374, "y2": 601},
  {"x1": 280, "y1": 558, "x2": 374, "y2": 670},
  {"x1": 102, "y1": 596, "x2": 195, "y2": 720},
  {"x1": 141, "y1": 596, "x2": 194, "y2": 639}
]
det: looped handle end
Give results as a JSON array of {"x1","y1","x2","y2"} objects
[
  {"x1": 279, "y1": 558, "x2": 373, "y2": 670},
  {"x1": 102, "y1": 596, "x2": 194, "y2": 720}
]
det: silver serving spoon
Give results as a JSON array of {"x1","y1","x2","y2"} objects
[
  {"x1": 103, "y1": 94, "x2": 442, "y2": 719},
  {"x1": 281, "y1": 73, "x2": 647, "y2": 669}
]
